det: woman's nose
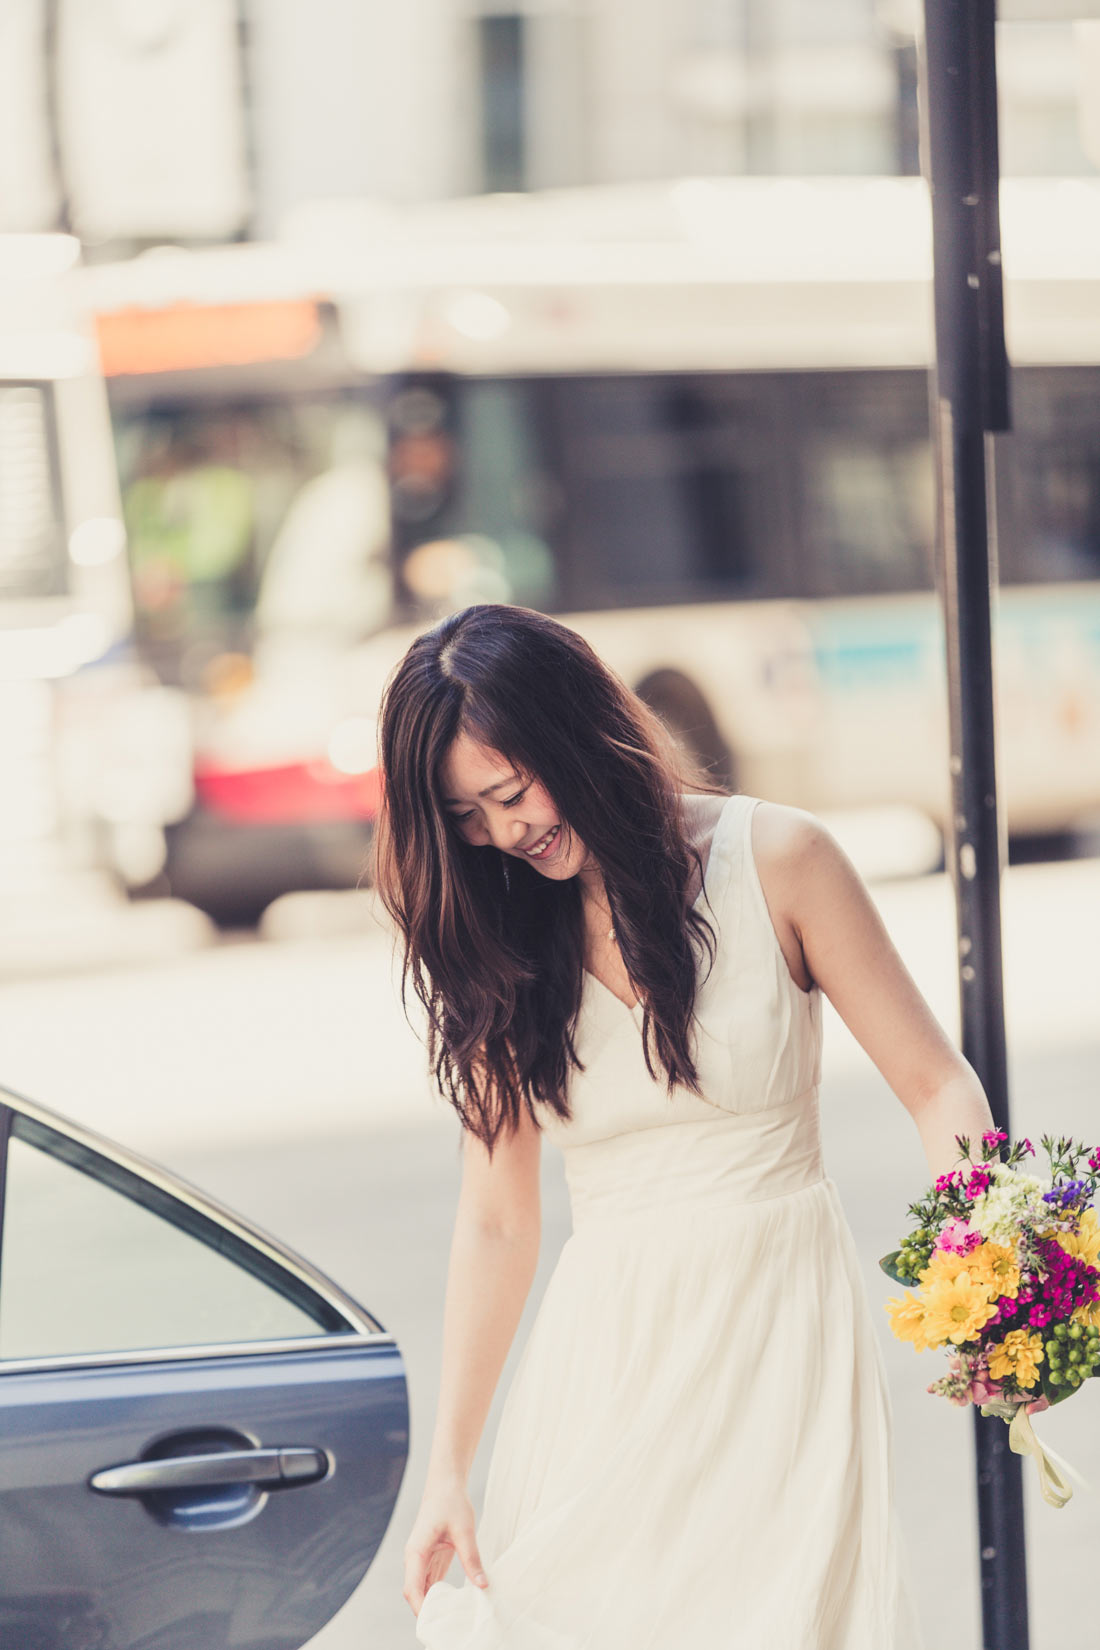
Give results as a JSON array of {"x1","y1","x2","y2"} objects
[{"x1": 486, "y1": 812, "x2": 527, "y2": 852}]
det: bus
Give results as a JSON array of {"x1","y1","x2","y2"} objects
[
  {"x1": 0, "y1": 235, "x2": 192, "y2": 908},
  {"x1": 79, "y1": 178, "x2": 1100, "y2": 921}
]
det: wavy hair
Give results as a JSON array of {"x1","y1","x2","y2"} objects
[{"x1": 372, "y1": 604, "x2": 724, "y2": 1154}]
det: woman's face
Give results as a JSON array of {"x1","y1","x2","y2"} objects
[{"x1": 438, "y1": 731, "x2": 591, "y2": 883}]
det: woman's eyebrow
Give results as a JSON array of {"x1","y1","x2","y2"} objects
[{"x1": 442, "y1": 774, "x2": 521, "y2": 806}]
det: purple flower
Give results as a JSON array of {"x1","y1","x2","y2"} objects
[
  {"x1": 1043, "y1": 1179, "x2": 1088, "y2": 1210},
  {"x1": 1029, "y1": 1237, "x2": 1100, "y2": 1322}
]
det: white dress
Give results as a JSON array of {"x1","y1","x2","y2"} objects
[{"x1": 415, "y1": 794, "x2": 925, "y2": 1650}]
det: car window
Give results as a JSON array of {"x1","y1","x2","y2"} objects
[{"x1": 0, "y1": 1115, "x2": 344, "y2": 1361}]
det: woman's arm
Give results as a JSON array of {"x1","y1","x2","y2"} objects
[
  {"x1": 752, "y1": 801, "x2": 995, "y2": 1182},
  {"x1": 404, "y1": 1104, "x2": 542, "y2": 1612},
  {"x1": 424, "y1": 1111, "x2": 543, "y2": 1489}
]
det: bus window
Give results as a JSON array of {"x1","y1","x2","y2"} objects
[
  {"x1": 0, "y1": 383, "x2": 67, "y2": 601},
  {"x1": 786, "y1": 370, "x2": 936, "y2": 599},
  {"x1": 540, "y1": 373, "x2": 791, "y2": 612},
  {"x1": 113, "y1": 395, "x2": 388, "y2": 688},
  {"x1": 387, "y1": 375, "x2": 558, "y2": 617},
  {"x1": 452, "y1": 379, "x2": 559, "y2": 610},
  {"x1": 996, "y1": 366, "x2": 1100, "y2": 585}
]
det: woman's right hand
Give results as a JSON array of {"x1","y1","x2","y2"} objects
[{"x1": 402, "y1": 1479, "x2": 490, "y2": 1617}]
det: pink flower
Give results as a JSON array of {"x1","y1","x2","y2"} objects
[
  {"x1": 966, "y1": 1165, "x2": 993, "y2": 1200},
  {"x1": 937, "y1": 1218, "x2": 979, "y2": 1254},
  {"x1": 967, "y1": 1375, "x2": 1004, "y2": 1404}
]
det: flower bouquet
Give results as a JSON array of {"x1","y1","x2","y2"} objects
[{"x1": 882, "y1": 1130, "x2": 1100, "y2": 1507}]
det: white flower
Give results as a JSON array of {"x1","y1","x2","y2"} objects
[{"x1": 968, "y1": 1167, "x2": 1046, "y2": 1245}]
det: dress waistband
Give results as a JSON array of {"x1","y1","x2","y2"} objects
[{"x1": 560, "y1": 1090, "x2": 823, "y2": 1227}]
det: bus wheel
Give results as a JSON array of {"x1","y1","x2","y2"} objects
[{"x1": 633, "y1": 669, "x2": 735, "y2": 790}]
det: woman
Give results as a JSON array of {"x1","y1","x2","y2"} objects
[{"x1": 375, "y1": 602, "x2": 994, "y2": 1649}]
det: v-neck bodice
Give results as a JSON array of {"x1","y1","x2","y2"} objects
[{"x1": 539, "y1": 793, "x2": 822, "y2": 1151}]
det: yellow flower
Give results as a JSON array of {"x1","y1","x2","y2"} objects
[
  {"x1": 1072, "y1": 1298, "x2": 1100, "y2": 1330},
  {"x1": 918, "y1": 1248, "x2": 973, "y2": 1287},
  {"x1": 921, "y1": 1272, "x2": 999, "y2": 1347},
  {"x1": 1057, "y1": 1207, "x2": 1100, "y2": 1271},
  {"x1": 885, "y1": 1294, "x2": 931, "y2": 1351},
  {"x1": 988, "y1": 1329, "x2": 1045, "y2": 1389},
  {"x1": 963, "y1": 1241, "x2": 1020, "y2": 1301}
]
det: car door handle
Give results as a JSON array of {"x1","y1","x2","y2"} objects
[{"x1": 90, "y1": 1446, "x2": 329, "y2": 1496}]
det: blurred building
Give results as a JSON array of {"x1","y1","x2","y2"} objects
[{"x1": 0, "y1": 0, "x2": 1097, "y2": 248}]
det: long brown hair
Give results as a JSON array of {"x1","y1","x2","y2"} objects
[{"x1": 372, "y1": 604, "x2": 724, "y2": 1154}]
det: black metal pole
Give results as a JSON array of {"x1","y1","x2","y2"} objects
[{"x1": 919, "y1": 3, "x2": 1028, "y2": 1646}]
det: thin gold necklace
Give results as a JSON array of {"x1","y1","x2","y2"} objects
[{"x1": 585, "y1": 898, "x2": 616, "y2": 945}]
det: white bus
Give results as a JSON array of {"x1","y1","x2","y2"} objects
[
  {"x1": 0, "y1": 235, "x2": 191, "y2": 902},
  {"x1": 80, "y1": 178, "x2": 1100, "y2": 917}
]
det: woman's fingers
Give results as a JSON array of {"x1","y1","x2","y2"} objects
[
  {"x1": 458, "y1": 1533, "x2": 490, "y2": 1588},
  {"x1": 402, "y1": 1540, "x2": 443, "y2": 1614}
]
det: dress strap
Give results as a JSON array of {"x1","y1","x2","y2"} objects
[
  {"x1": 695, "y1": 793, "x2": 753, "y2": 924},
  {"x1": 700, "y1": 793, "x2": 784, "y2": 954}
]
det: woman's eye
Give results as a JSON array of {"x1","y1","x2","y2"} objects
[
  {"x1": 450, "y1": 810, "x2": 475, "y2": 825},
  {"x1": 502, "y1": 788, "x2": 529, "y2": 808}
]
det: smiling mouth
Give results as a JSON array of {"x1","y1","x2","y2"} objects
[{"x1": 523, "y1": 825, "x2": 560, "y2": 859}]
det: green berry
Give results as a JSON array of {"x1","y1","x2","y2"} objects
[
  {"x1": 1049, "y1": 1371, "x2": 1063, "y2": 1386},
  {"x1": 1045, "y1": 1340, "x2": 1060, "y2": 1359},
  {"x1": 1055, "y1": 1323, "x2": 1069, "y2": 1340},
  {"x1": 1069, "y1": 1348, "x2": 1083, "y2": 1364},
  {"x1": 1069, "y1": 1323, "x2": 1084, "y2": 1341}
]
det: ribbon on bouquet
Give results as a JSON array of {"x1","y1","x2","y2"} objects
[{"x1": 979, "y1": 1400, "x2": 1081, "y2": 1509}]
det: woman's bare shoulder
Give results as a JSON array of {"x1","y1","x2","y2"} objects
[
  {"x1": 748, "y1": 801, "x2": 837, "y2": 990},
  {"x1": 749, "y1": 798, "x2": 831, "y2": 871}
]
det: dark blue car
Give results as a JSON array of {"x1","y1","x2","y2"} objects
[{"x1": 0, "y1": 1082, "x2": 408, "y2": 1650}]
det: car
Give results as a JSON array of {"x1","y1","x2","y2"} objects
[{"x1": 0, "y1": 1080, "x2": 408, "y2": 1650}]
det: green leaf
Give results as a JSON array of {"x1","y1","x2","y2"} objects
[{"x1": 879, "y1": 1250, "x2": 914, "y2": 1287}]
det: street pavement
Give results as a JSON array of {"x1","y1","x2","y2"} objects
[{"x1": 0, "y1": 859, "x2": 1098, "y2": 1648}]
